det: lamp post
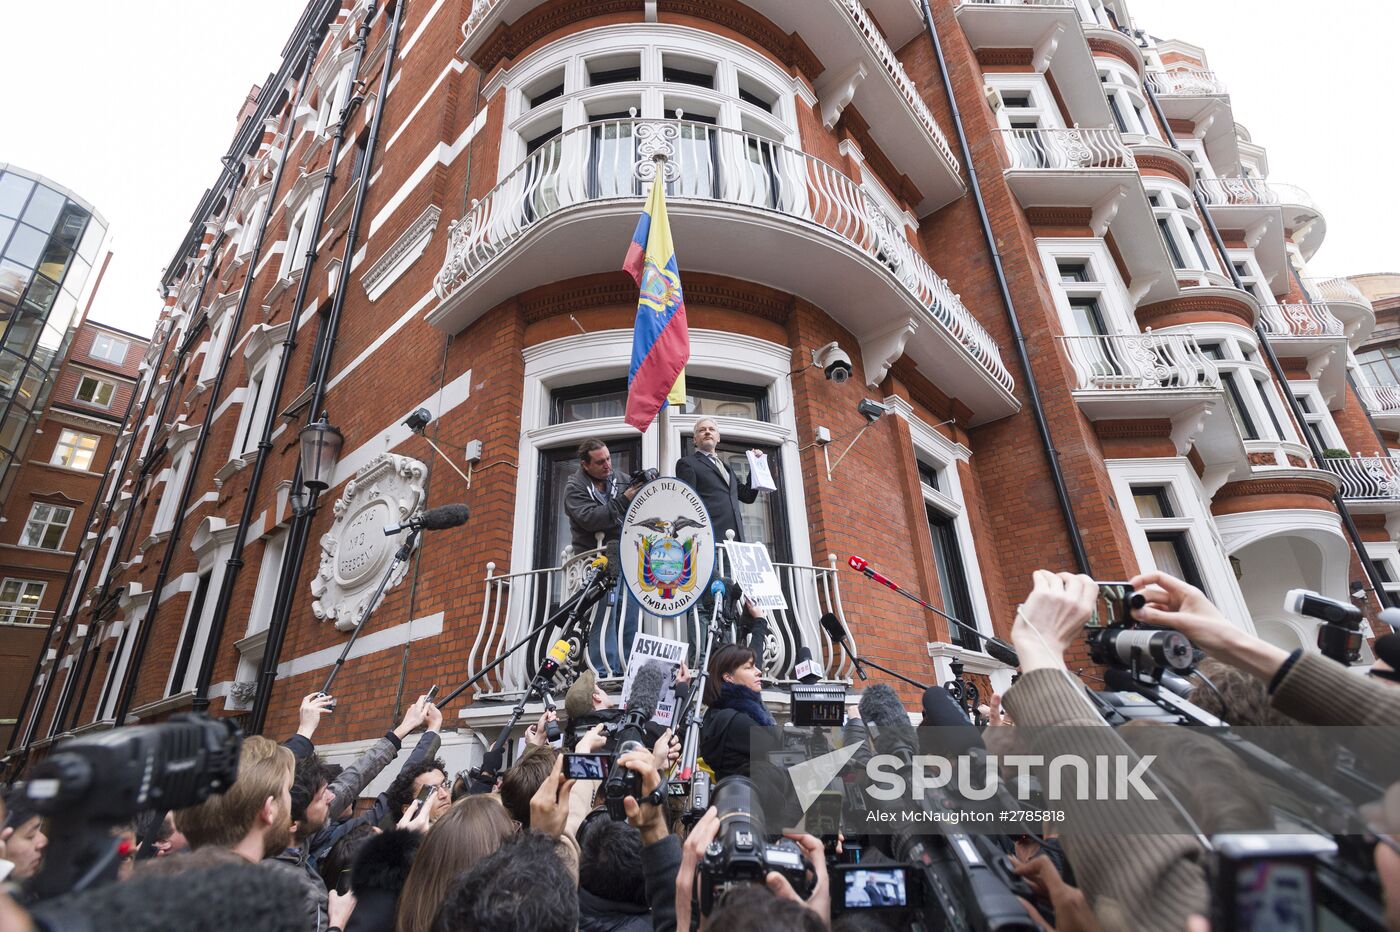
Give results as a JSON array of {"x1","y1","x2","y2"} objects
[{"x1": 295, "y1": 414, "x2": 343, "y2": 512}]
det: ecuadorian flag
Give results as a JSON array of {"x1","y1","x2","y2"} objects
[{"x1": 622, "y1": 178, "x2": 688, "y2": 432}]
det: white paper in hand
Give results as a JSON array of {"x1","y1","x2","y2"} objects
[{"x1": 746, "y1": 450, "x2": 776, "y2": 492}]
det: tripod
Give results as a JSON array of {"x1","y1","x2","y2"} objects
[{"x1": 672, "y1": 588, "x2": 727, "y2": 819}]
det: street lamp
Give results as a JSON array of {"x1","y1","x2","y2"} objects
[{"x1": 296, "y1": 415, "x2": 343, "y2": 511}]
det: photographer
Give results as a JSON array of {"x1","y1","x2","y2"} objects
[
  {"x1": 1001, "y1": 570, "x2": 1210, "y2": 932},
  {"x1": 565, "y1": 438, "x2": 646, "y2": 671},
  {"x1": 1130, "y1": 570, "x2": 1400, "y2": 743}
]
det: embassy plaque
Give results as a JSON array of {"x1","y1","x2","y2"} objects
[{"x1": 311, "y1": 453, "x2": 426, "y2": 630}]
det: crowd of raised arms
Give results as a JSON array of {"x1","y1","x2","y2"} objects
[{"x1": 1, "y1": 568, "x2": 1399, "y2": 932}]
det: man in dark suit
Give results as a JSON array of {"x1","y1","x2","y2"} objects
[{"x1": 674, "y1": 418, "x2": 765, "y2": 543}]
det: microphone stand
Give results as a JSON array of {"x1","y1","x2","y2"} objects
[
  {"x1": 845, "y1": 650, "x2": 931, "y2": 692},
  {"x1": 321, "y1": 524, "x2": 422, "y2": 696},
  {"x1": 457, "y1": 564, "x2": 614, "y2": 792},
  {"x1": 675, "y1": 591, "x2": 726, "y2": 791}
]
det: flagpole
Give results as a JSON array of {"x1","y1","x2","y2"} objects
[{"x1": 659, "y1": 403, "x2": 673, "y2": 477}]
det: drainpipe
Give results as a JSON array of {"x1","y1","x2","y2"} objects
[
  {"x1": 249, "y1": 0, "x2": 408, "y2": 735},
  {"x1": 111, "y1": 50, "x2": 324, "y2": 726},
  {"x1": 918, "y1": 0, "x2": 1092, "y2": 574},
  {"x1": 192, "y1": 5, "x2": 382, "y2": 715},
  {"x1": 6, "y1": 357, "x2": 150, "y2": 761},
  {"x1": 1141, "y1": 76, "x2": 1394, "y2": 609}
]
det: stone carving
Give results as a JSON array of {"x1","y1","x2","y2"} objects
[{"x1": 311, "y1": 453, "x2": 427, "y2": 631}]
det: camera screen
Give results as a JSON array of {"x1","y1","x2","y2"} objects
[
  {"x1": 563, "y1": 753, "x2": 610, "y2": 781},
  {"x1": 842, "y1": 868, "x2": 908, "y2": 909},
  {"x1": 1233, "y1": 861, "x2": 1314, "y2": 932}
]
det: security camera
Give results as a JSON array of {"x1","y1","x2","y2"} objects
[
  {"x1": 403, "y1": 408, "x2": 432, "y2": 434},
  {"x1": 857, "y1": 399, "x2": 888, "y2": 422},
  {"x1": 812, "y1": 342, "x2": 853, "y2": 384}
]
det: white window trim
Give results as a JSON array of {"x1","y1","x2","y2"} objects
[
  {"x1": 0, "y1": 577, "x2": 46, "y2": 626},
  {"x1": 1290, "y1": 380, "x2": 1346, "y2": 451},
  {"x1": 90, "y1": 333, "x2": 130, "y2": 365},
  {"x1": 1194, "y1": 328, "x2": 1300, "y2": 452},
  {"x1": 51, "y1": 428, "x2": 100, "y2": 471},
  {"x1": 21, "y1": 502, "x2": 74, "y2": 551},
  {"x1": 1037, "y1": 238, "x2": 1137, "y2": 334},
  {"x1": 164, "y1": 518, "x2": 239, "y2": 696},
  {"x1": 1227, "y1": 249, "x2": 1271, "y2": 303},
  {"x1": 151, "y1": 425, "x2": 200, "y2": 535},
  {"x1": 1144, "y1": 178, "x2": 1221, "y2": 279},
  {"x1": 1366, "y1": 543, "x2": 1400, "y2": 611},
  {"x1": 1097, "y1": 58, "x2": 1155, "y2": 140},
  {"x1": 75, "y1": 374, "x2": 116, "y2": 409},
  {"x1": 1106, "y1": 457, "x2": 1252, "y2": 630},
  {"x1": 493, "y1": 24, "x2": 805, "y2": 180},
  {"x1": 883, "y1": 397, "x2": 997, "y2": 651},
  {"x1": 1175, "y1": 137, "x2": 1217, "y2": 181},
  {"x1": 97, "y1": 588, "x2": 153, "y2": 723},
  {"x1": 245, "y1": 527, "x2": 289, "y2": 639},
  {"x1": 985, "y1": 73, "x2": 1063, "y2": 130},
  {"x1": 230, "y1": 322, "x2": 290, "y2": 459}
]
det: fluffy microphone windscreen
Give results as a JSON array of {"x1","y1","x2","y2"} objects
[
  {"x1": 859, "y1": 684, "x2": 917, "y2": 760},
  {"x1": 419, "y1": 503, "x2": 470, "y2": 530},
  {"x1": 625, "y1": 661, "x2": 668, "y2": 721}
]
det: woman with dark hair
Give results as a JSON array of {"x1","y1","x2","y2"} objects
[{"x1": 698, "y1": 643, "x2": 779, "y2": 782}]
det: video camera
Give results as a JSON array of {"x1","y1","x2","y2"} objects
[
  {"x1": 602, "y1": 661, "x2": 669, "y2": 820},
  {"x1": 25, "y1": 714, "x2": 242, "y2": 900},
  {"x1": 699, "y1": 775, "x2": 814, "y2": 914}
]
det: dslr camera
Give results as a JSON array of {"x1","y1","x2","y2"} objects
[
  {"x1": 700, "y1": 775, "x2": 814, "y2": 914},
  {"x1": 628, "y1": 467, "x2": 660, "y2": 487}
]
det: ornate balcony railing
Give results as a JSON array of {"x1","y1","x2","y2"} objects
[
  {"x1": 1320, "y1": 456, "x2": 1400, "y2": 502},
  {"x1": 1059, "y1": 330, "x2": 1220, "y2": 393},
  {"x1": 460, "y1": 0, "x2": 959, "y2": 178},
  {"x1": 1303, "y1": 276, "x2": 1373, "y2": 310},
  {"x1": 464, "y1": 545, "x2": 855, "y2": 698},
  {"x1": 997, "y1": 127, "x2": 1136, "y2": 171},
  {"x1": 1198, "y1": 178, "x2": 1318, "y2": 214},
  {"x1": 434, "y1": 118, "x2": 1011, "y2": 392},
  {"x1": 1145, "y1": 69, "x2": 1227, "y2": 96},
  {"x1": 837, "y1": 0, "x2": 960, "y2": 175},
  {"x1": 1355, "y1": 381, "x2": 1400, "y2": 417},
  {"x1": 1257, "y1": 303, "x2": 1345, "y2": 339}
]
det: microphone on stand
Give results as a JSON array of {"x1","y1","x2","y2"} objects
[
  {"x1": 820, "y1": 612, "x2": 866, "y2": 680},
  {"x1": 384, "y1": 503, "x2": 470, "y2": 536},
  {"x1": 794, "y1": 645, "x2": 822, "y2": 684}
]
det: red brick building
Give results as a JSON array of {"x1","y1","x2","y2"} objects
[{"x1": 9, "y1": 0, "x2": 1394, "y2": 776}]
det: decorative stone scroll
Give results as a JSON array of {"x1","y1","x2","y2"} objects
[{"x1": 311, "y1": 453, "x2": 427, "y2": 631}]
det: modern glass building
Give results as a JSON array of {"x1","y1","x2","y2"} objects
[{"x1": 0, "y1": 164, "x2": 108, "y2": 499}]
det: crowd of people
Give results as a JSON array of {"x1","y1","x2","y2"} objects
[{"x1": 0, "y1": 568, "x2": 1397, "y2": 931}]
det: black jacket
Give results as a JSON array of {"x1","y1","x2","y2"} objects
[
  {"x1": 675, "y1": 451, "x2": 757, "y2": 543},
  {"x1": 698, "y1": 707, "x2": 779, "y2": 783},
  {"x1": 346, "y1": 829, "x2": 421, "y2": 932},
  {"x1": 578, "y1": 888, "x2": 653, "y2": 932}
]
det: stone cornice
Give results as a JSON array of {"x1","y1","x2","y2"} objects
[
  {"x1": 1214, "y1": 475, "x2": 1339, "y2": 502},
  {"x1": 1025, "y1": 206, "x2": 1093, "y2": 229},
  {"x1": 1136, "y1": 293, "x2": 1256, "y2": 329},
  {"x1": 975, "y1": 48, "x2": 1032, "y2": 67},
  {"x1": 1086, "y1": 34, "x2": 1142, "y2": 73},
  {"x1": 1133, "y1": 153, "x2": 1193, "y2": 188},
  {"x1": 516, "y1": 274, "x2": 794, "y2": 325}
]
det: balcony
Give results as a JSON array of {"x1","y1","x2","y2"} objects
[
  {"x1": 1320, "y1": 456, "x2": 1400, "y2": 514},
  {"x1": 430, "y1": 118, "x2": 1017, "y2": 422},
  {"x1": 1197, "y1": 177, "x2": 1325, "y2": 261},
  {"x1": 997, "y1": 127, "x2": 1175, "y2": 303},
  {"x1": 1257, "y1": 302, "x2": 1347, "y2": 396},
  {"x1": 955, "y1": 1, "x2": 1115, "y2": 128},
  {"x1": 1301, "y1": 275, "x2": 1374, "y2": 344},
  {"x1": 459, "y1": 0, "x2": 962, "y2": 213},
  {"x1": 1060, "y1": 329, "x2": 1244, "y2": 468},
  {"x1": 1146, "y1": 69, "x2": 1227, "y2": 97},
  {"x1": 1355, "y1": 382, "x2": 1400, "y2": 431},
  {"x1": 463, "y1": 546, "x2": 856, "y2": 699}
]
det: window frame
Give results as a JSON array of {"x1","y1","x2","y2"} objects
[
  {"x1": 51, "y1": 427, "x2": 100, "y2": 470},
  {"x1": 0, "y1": 577, "x2": 46, "y2": 625},
  {"x1": 1145, "y1": 181, "x2": 1220, "y2": 278},
  {"x1": 90, "y1": 333, "x2": 129, "y2": 365},
  {"x1": 74, "y1": 374, "x2": 116, "y2": 409},
  {"x1": 21, "y1": 501, "x2": 73, "y2": 550},
  {"x1": 1039, "y1": 239, "x2": 1137, "y2": 336}
]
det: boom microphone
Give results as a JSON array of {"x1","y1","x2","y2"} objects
[
  {"x1": 384, "y1": 503, "x2": 470, "y2": 535},
  {"x1": 625, "y1": 661, "x2": 668, "y2": 722},
  {"x1": 820, "y1": 612, "x2": 866, "y2": 680},
  {"x1": 859, "y1": 684, "x2": 917, "y2": 766}
]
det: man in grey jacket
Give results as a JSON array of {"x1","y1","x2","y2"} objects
[
  {"x1": 564, "y1": 438, "x2": 645, "y2": 672},
  {"x1": 268, "y1": 693, "x2": 437, "y2": 932}
]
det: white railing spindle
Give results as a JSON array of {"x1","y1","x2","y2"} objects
[{"x1": 1058, "y1": 331, "x2": 1220, "y2": 392}]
